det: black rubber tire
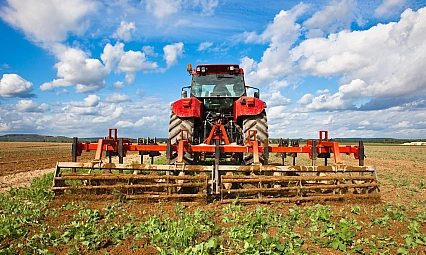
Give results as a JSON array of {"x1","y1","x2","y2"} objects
[
  {"x1": 168, "y1": 112, "x2": 194, "y2": 145},
  {"x1": 243, "y1": 110, "x2": 268, "y2": 144},
  {"x1": 168, "y1": 111, "x2": 194, "y2": 164},
  {"x1": 242, "y1": 110, "x2": 269, "y2": 165}
]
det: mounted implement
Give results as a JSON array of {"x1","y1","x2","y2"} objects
[{"x1": 53, "y1": 64, "x2": 379, "y2": 203}]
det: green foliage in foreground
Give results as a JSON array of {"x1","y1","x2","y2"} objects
[{"x1": 0, "y1": 175, "x2": 426, "y2": 254}]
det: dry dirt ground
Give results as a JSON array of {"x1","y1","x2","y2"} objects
[{"x1": 1, "y1": 142, "x2": 425, "y2": 254}]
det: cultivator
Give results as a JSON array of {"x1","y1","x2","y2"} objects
[{"x1": 52, "y1": 128, "x2": 380, "y2": 203}]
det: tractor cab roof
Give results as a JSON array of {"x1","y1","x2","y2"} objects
[{"x1": 190, "y1": 64, "x2": 244, "y2": 75}]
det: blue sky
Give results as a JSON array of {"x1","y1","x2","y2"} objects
[{"x1": 0, "y1": 0, "x2": 425, "y2": 139}]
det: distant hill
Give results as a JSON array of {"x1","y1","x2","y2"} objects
[
  {"x1": 0, "y1": 134, "x2": 135, "y2": 143},
  {"x1": 0, "y1": 134, "x2": 73, "y2": 142}
]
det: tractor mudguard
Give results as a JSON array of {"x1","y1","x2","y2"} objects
[
  {"x1": 171, "y1": 97, "x2": 204, "y2": 119},
  {"x1": 233, "y1": 96, "x2": 266, "y2": 122}
]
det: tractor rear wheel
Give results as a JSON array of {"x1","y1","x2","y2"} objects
[
  {"x1": 242, "y1": 110, "x2": 268, "y2": 165},
  {"x1": 168, "y1": 111, "x2": 194, "y2": 164}
]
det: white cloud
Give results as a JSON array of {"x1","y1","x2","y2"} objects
[
  {"x1": 145, "y1": 0, "x2": 218, "y2": 20},
  {"x1": 0, "y1": 120, "x2": 11, "y2": 132},
  {"x1": 391, "y1": 120, "x2": 412, "y2": 128},
  {"x1": 303, "y1": 0, "x2": 358, "y2": 37},
  {"x1": 321, "y1": 115, "x2": 334, "y2": 125},
  {"x1": 291, "y1": 7, "x2": 426, "y2": 111},
  {"x1": 104, "y1": 93, "x2": 131, "y2": 103},
  {"x1": 145, "y1": 0, "x2": 182, "y2": 19},
  {"x1": 301, "y1": 91, "x2": 354, "y2": 111},
  {"x1": 101, "y1": 42, "x2": 158, "y2": 84},
  {"x1": 101, "y1": 42, "x2": 125, "y2": 72},
  {"x1": 0, "y1": 74, "x2": 34, "y2": 98},
  {"x1": 241, "y1": 3, "x2": 309, "y2": 86},
  {"x1": 40, "y1": 45, "x2": 108, "y2": 93},
  {"x1": 112, "y1": 21, "x2": 136, "y2": 42},
  {"x1": 92, "y1": 105, "x2": 123, "y2": 123},
  {"x1": 0, "y1": 0, "x2": 98, "y2": 44},
  {"x1": 118, "y1": 50, "x2": 158, "y2": 73},
  {"x1": 16, "y1": 100, "x2": 49, "y2": 112},
  {"x1": 239, "y1": 57, "x2": 257, "y2": 74},
  {"x1": 163, "y1": 42, "x2": 184, "y2": 67},
  {"x1": 83, "y1": 95, "x2": 100, "y2": 107},
  {"x1": 69, "y1": 94, "x2": 100, "y2": 107},
  {"x1": 298, "y1": 94, "x2": 314, "y2": 105},
  {"x1": 112, "y1": 81, "x2": 124, "y2": 90},
  {"x1": 375, "y1": 0, "x2": 406, "y2": 17},
  {"x1": 198, "y1": 0, "x2": 218, "y2": 15},
  {"x1": 124, "y1": 73, "x2": 136, "y2": 85},
  {"x1": 266, "y1": 91, "x2": 291, "y2": 107},
  {"x1": 359, "y1": 120, "x2": 370, "y2": 126},
  {"x1": 136, "y1": 89, "x2": 146, "y2": 97},
  {"x1": 197, "y1": 41, "x2": 213, "y2": 51},
  {"x1": 116, "y1": 115, "x2": 158, "y2": 127},
  {"x1": 142, "y1": 46, "x2": 158, "y2": 57}
]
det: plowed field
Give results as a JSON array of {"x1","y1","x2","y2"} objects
[{"x1": 1, "y1": 142, "x2": 425, "y2": 254}]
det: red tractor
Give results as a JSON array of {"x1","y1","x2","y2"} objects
[
  {"x1": 53, "y1": 64, "x2": 379, "y2": 202},
  {"x1": 168, "y1": 64, "x2": 268, "y2": 165}
]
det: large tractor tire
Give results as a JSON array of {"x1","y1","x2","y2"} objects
[
  {"x1": 242, "y1": 110, "x2": 268, "y2": 165},
  {"x1": 168, "y1": 111, "x2": 194, "y2": 164}
]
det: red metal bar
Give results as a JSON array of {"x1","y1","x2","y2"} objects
[
  {"x1": 74, "y1": 128, "x2": 362, "y2": 164},
  {"x1": 80, "y1": 143, "x2": 359, "y2": 156},
  {"x1": 203, "y1": 122, "x2": 231, "y2": 145},
  {"x1": 95, "y1": 139, "x2": 104, "y2": 161}
]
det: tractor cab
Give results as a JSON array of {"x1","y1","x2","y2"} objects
[{"x1": 187, "y1": 64, "x2": 246, "y2": 109}]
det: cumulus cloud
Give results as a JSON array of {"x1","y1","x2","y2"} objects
[
  {"x1": 112, "y1": 21, "x2": 136, "y2": 42},
  {"x1": 116, "y1": 115, "x2": 158, "y2": 127},
  {"x1": 104, "y1": 93, "x2": 131, "y2": 103},
  {"x1": 163, "y1": 42, "x2": 184, "y2": 67},
  {"x1": 292, "y1": 7, "x2": 426, "y2": 111},
  {"x1": 92, "y1": 105, "x2": 123, "y2": 123},
  {"x1": 40, "y1": 45, "x2": 108, "y2": 93},
  {"x1": 64, "y1": 95, "x2": 100, "y2": 116},
  {"x1": 375, "y1": 0, "x2": 406, "y2": 17},
  {"x1": 69, "y1": 94, "x2": 100, "y2": 107},
  {"x1": 101, "y1": 42, "x2": 158, "y2": 84},
  {"x1": 118, "y1": 50, "x2": 158, "y2": 73},
  {"x1": 112, "y1": 81, "x2": 124, "y2": 90},
  {"x1": 303, "y1": 0, "x2": 359, "y2": 38},
  {"x1": 0, "y1": 0, "x2": 98, "y2": 44},
  {"x1": 0, "y1": 74, "x2": 35, "y2": 98},
  {"x1": 240, "y1": 3, "x2": 309, "y2": 86},
  {"x1": 16, "y1": 100, "x2": 49, "y2": 112},
  {"x1": 266, "y1": 91, "x2": 291, "y2": 107},
  {"x1": 101, "y1": 42, "x2": 125, "y2": 73}
]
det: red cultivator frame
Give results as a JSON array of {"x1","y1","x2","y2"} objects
[{"x1": 53, "y1": 127, "x2": 379, "y2": 203}]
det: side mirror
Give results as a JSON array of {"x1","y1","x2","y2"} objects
[
  {"x1": 254, "y1": 91, "x2": 259, "y2": 98},
  {"x1": 181, "y1": 90, "x2": 188, "y2": 98}
]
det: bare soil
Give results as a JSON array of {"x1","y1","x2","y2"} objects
[{"x1": 1, "y1": 142, "x2": 426, "y2": 254}]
